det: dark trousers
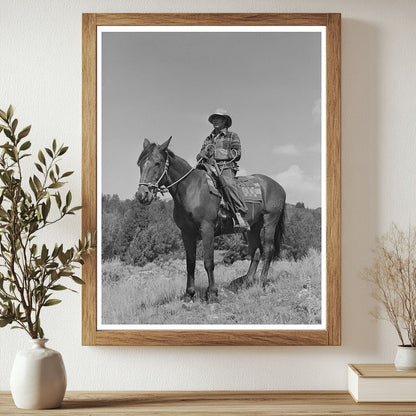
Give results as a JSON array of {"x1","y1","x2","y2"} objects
[{"x1": 219, "y1": 168, "x2": 248, "y2": 215}]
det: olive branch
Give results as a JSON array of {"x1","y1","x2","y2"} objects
[{"x1": 0, "y1": 105, "x2": 94, "y2": 338}]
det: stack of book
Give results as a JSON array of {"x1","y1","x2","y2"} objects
[{"x1": 348, "y1": 364, "x2": 416, "y2": 402}]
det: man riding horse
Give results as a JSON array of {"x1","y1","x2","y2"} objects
[
  {"x1": 196, "y1": 109, "x2": 250, "y2": 231},
  {"x1": 137, "y1": 110, "x2": 286, "y2": 300}
]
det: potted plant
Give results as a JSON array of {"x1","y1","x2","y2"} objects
[
  {"x1": 0, "y1": 105, "x2": 94, "y2": 408},
  {"x1": 363, "y1": 223, "x2": 416, "y2": 370}
]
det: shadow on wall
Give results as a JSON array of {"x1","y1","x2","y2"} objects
[{"x1": 341, "y1": 19, "x2": 381, "y2": 356}]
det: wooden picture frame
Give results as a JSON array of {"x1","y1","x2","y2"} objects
[{"x1": 82, "y1": 13, "x2": 341, "y2": 346}]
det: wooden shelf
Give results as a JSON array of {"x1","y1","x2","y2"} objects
[{"x1": 2, "y1": 391, "x2": 416, "y2": 415}]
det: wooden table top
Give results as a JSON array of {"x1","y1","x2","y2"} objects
[{"x1": 1, "y1": 391, "x2": 416, "y2": 415}]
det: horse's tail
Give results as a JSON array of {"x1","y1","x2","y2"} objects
[{"x1": 273, "y1": 204, "x2": 286, "y2": 260}]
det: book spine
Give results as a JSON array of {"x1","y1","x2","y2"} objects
[{"x1": 347, "y1": 366, "x2": 359, "y2": 402}]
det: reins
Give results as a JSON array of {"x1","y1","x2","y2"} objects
[
  {"x1": 138, "y1": 153, "x2": 201, "y2": 196},
  {"x1": 138, "y1": 138, "x2": 238, "y2": 196}
]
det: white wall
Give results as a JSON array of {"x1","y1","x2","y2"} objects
[{"x1": 1, "y1": 0, "x2": 416, "y2": 391}]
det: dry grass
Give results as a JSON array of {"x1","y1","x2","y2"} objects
[{"x1": 101, "y1": 249, "x2": 321, "y2": 325}]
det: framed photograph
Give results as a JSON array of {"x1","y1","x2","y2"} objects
[{"x1": 82, "y1": 13, "x2": 341, "y2": 346}]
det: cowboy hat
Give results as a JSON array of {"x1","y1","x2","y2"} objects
[{"x1": 208, "y1": 108, "x2": 232, "y2": 128}]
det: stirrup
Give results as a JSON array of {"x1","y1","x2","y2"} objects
[
  {"x1": 235, "y1": 212, "x2": 250, "y2": 231},
  {"x1": 218, "y1": 207, "x2": 228, "y2": 220}
]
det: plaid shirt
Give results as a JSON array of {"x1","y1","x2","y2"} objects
[{"x1": 197, "y1": 128, "x2": 241, "y2": 169}]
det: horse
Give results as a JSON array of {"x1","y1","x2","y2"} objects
[{"x1": 136, "y1": 137, "x2": 286, "y2": 302}]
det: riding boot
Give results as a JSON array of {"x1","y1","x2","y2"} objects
[{"x1": 235, "y1": 212, "x2": 250, "y2": 231}]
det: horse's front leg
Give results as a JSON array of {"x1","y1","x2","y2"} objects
[
  {"x1": 182, "y1": 231, "x2": 197, "y2": 302},
  {"x1": 200, "y1": 221, "x2": 217, "y2": 302}
]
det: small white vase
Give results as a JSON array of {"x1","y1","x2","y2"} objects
[
  {"x1": 394, "y1": 345, "x2": 416, "y2": 371},
  {"x1": 10, "y1": 339, "x2": 67, "y2": 409}
]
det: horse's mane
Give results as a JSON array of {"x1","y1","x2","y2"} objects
[
  {"x1": 165, "y1": 148, "x2": 193, "y2": 170},
  {"x1": 137, "y1": 142, "x2": 192, "y2": 170}
]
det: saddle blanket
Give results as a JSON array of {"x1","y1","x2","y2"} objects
[
  {"x1": 205, "y1": 173, "x2": 263, "y2": 204},
  {"x1": 237, "y1": 175, "x2": 263, "y2": 203}
]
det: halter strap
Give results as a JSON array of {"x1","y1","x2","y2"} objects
[{"x1": 138, "y1": 153, "x2": 199, "y2": 196}]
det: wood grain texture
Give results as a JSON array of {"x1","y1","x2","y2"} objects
[
  {"x1": 95, "y1": 13, "x2": 330, "y2": 26},
  {"x1": 350, "y1": 364, "x2": 416, "y2": 378},
  {"x1": 82, "y1": 13, "x2": 98, "y2": 346},
  {"x1": 92, "y1": 329, "x2": 328, "y2": 346},
  {"x1": 326, "y1": 13, "x2": 342, "y2": 346},
  {"x1": 82, "y1": 13, "x2": 341, "y2": 346},
  {"x1": 2, "y1": 391, "x2": 416, "y2": 415}
]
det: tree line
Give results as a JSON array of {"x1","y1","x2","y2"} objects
[{"x1": 102, "y1": 194, "x2": 321, "y2": 266}]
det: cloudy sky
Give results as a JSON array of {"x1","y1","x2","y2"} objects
[{"x1": 101, "y1": 29, "x2": 323, "y2": 208}]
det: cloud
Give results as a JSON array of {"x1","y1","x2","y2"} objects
[
  {"x1": 272, "y1": 141, "x2": 320, "y2": 157},
  {"x1": 272, "y1": 144, "x2": 300, "y2": 157},
  {"x1": 273, "y1": 165, "x2": 321, "y2": 208},
  {"x1": 312, "y1": 98, "x2": 321, "y2": 123},
  {"x1": 307, "y1": 142, "x2": 321, "y2": 153}
]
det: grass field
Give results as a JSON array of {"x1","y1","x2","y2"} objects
[{"x1": 101, "y1": 249, "x2": 321, "y2": 325}]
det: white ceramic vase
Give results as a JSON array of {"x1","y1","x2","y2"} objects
[
  {"x1": 10, "y1": 339, "x2": 67, "y2": 409},
  {"x1": 394, "y1": 345, "x2": 416, "y2": 371}
]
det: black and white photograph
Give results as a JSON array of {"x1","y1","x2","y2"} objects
[{"x1": 97, "y1": 26, "x2": 326, "y2": 330}]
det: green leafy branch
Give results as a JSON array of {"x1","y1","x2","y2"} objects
[{"x1": 0, "y1": 105, "x2": 94, "y2": 338}]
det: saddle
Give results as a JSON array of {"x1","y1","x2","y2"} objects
[{"x1": 199, "y1": 163, "x2": 263, "y2": 208}]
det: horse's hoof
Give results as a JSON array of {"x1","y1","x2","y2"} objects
[
  {"x1": 182, "y1": 293, "x2": 195, "y2": 303},
  {"x1": 262, "y1": 279, "x2": 272, "y2": 288},
  {"x1": 205, "y1": 288, "x2": 219, "y2": 303},
  {"x1": 182, "y1": 302, "x2": 193, "y2": 311},
  {"x1": 228, "y1": 275, "x2": 249, "y2": 293}
]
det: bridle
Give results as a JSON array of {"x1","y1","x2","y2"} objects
[{"x1": 138, "y1": 151, "x2": 197, "y2": 196}]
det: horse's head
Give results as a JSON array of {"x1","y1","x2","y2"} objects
[{"x1": 137, "y1": 137, "x2": 172, "y2": 205}]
